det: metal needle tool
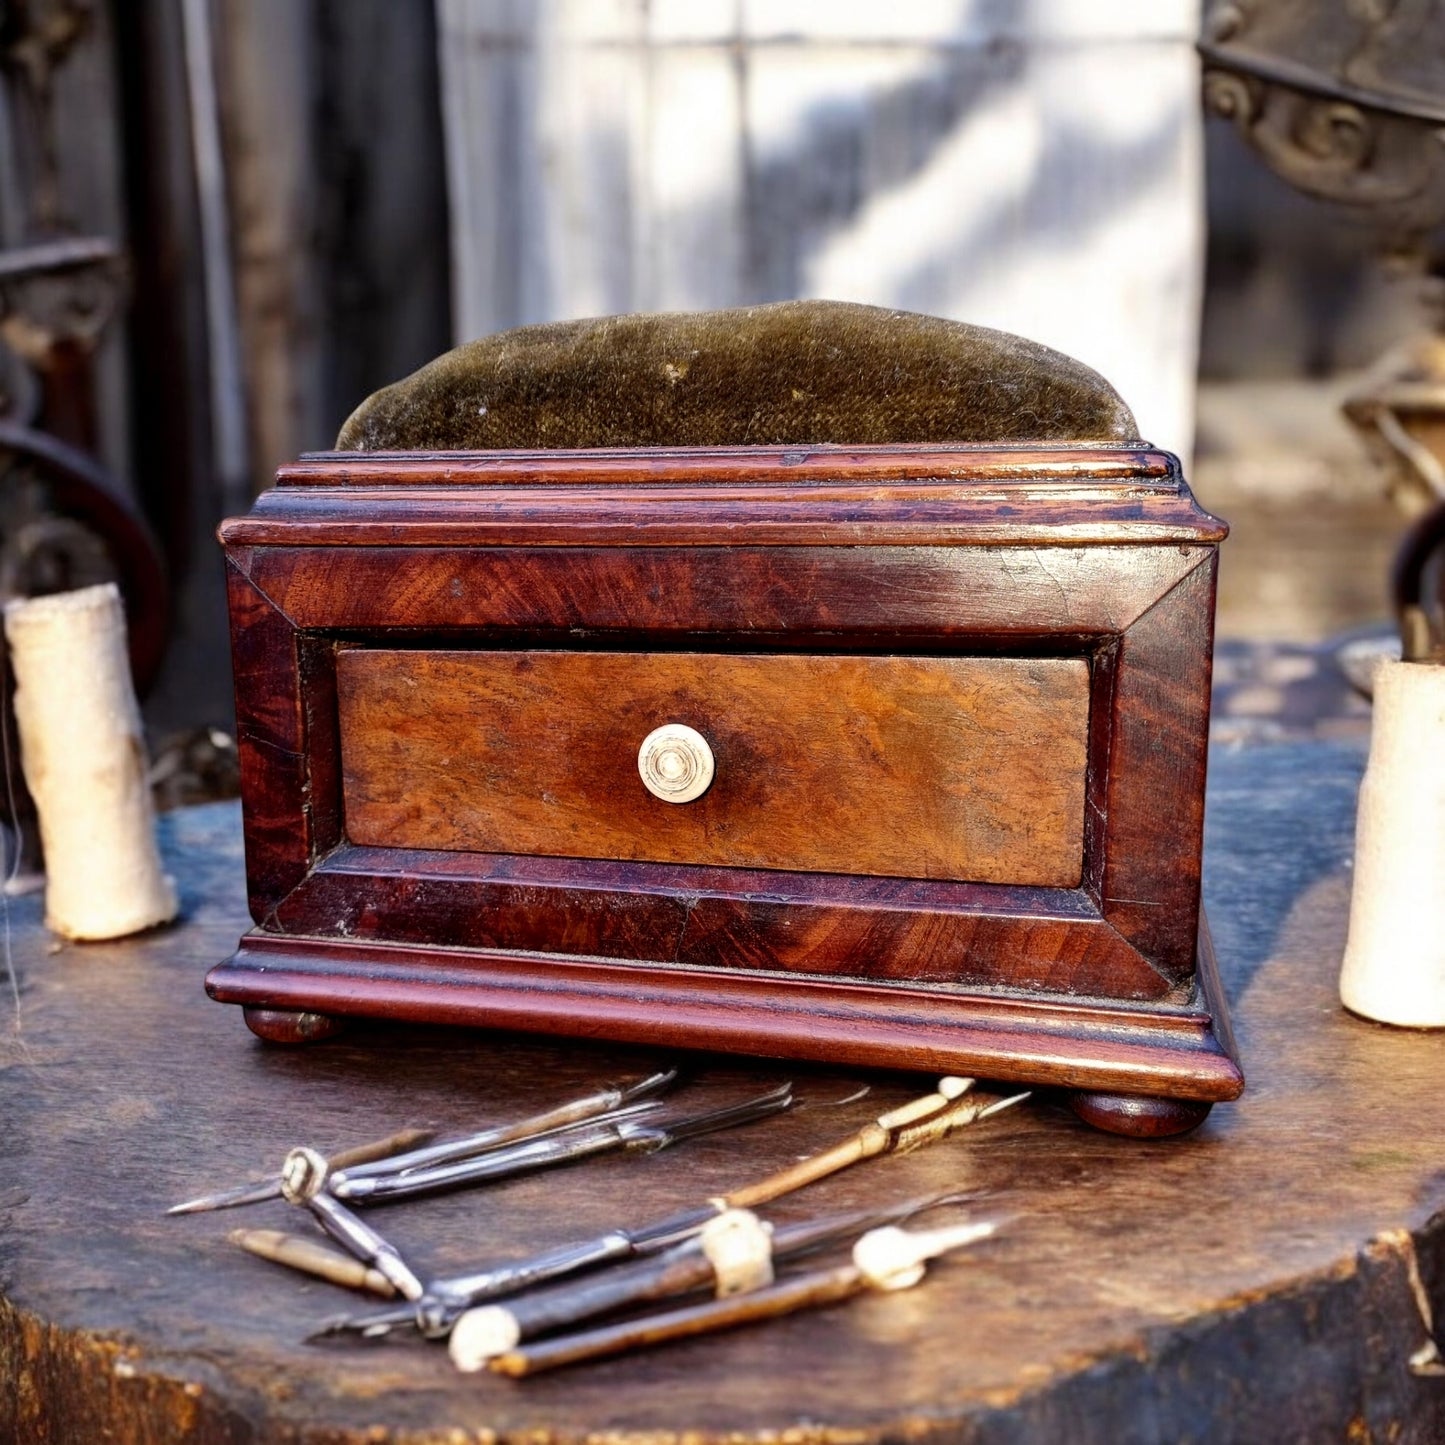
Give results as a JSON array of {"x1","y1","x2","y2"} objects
[
  {"x1": 474, "y1": 1217, "x2": 1002, "y2": 1376},
  {"x1": 280, "y1": 1146, "x2": 427, "y2": 1301},
  {"x1": 447, "y1": 1193, "x2": 978, "y2": 1366},
  {"x1": 289, "y1": 1083, "x2": 790, "y2": 1324},
  {"x1": 166, "y1": 1069, "x2": 678, "y2": 1216},
  {"x1": 328, "y1": 1081, "x2": 795, "y2": 1206},
  {"x1": 331, "y1": 1068, "x2": 679, "y2": 1186},
  {"x1": 316, "y1": 1079, "x2": 1027, "y2": 1340},
  {"x1": 166, "y1": 1127, "x2": 437, "y2": 1216}
]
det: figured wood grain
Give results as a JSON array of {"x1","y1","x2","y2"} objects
[
  {"x1": 241, "y1": 543, "x2": 1206, "y2": 638},
  {"x1": 271, "y1": 846, "x2": 1175, "y2": 1000},
  {"x1": 225, "y1": 559, "x2": 310, "y2": 924},
  {"x1": 1099, "y1": 556, "x2": 1218, "y2": 978},
  {"x1": 337, "y1": 650, "x2": 1091, "y2": 887}
]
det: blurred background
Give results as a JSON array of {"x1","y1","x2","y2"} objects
[{"x1": 1, "y1": 0, "x2": 1442, "y2": 799}]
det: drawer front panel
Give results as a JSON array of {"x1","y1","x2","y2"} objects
[{"x1": 337, "y1": 650, "x2": 1090, "y2": 887}]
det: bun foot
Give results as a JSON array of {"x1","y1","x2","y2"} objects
[
  {"x1": 242, "y1": 1006, "x2": 347, "y2": 1045},
  {"x1": 1068, "y1": 1091, "x2": 1212, "y2": 1139}
]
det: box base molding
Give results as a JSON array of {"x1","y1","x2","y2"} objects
[{"x1": 206, "y1": 915, "x2": 1241, "y2": 1132}]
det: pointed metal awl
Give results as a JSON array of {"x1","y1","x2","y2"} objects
[
  {"x1": 280, "y1": 1146, "x2": 427, "y2": 1301},
  {"x1": 312, "y1": 1080, "x2": 1023, "y2": 1342},
  {"x1": 330, "y1": 1081, "x2": 795, "y2": 1205},
  {"x1": 331, "y1": 1068, "x2": 679, "y2": 1185},
  {"x1": 166, "y1": 1126, "x2": 437, "y2": 1216},
  {"x1": 166, "y1": 1068, "x2": 679, "y2": 1216}
]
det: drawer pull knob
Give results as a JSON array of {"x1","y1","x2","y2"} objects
[{"x1": 638, "y1": 724, "x2": 714, "y2": 804}]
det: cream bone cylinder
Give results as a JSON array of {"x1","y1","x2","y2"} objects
[
  {"x1": 3, "y1": 583, "x2": 177, "y2": 940},
  {"x1": 1339, "y1": 658, "x2": 1445, "y2": 1027}
]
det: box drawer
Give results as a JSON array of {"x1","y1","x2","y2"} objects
[{"x1": 336, "y1": 649, "x2": 1090, "y2": 887}]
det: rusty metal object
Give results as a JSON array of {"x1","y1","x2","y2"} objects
[
  {"x1": 1342, "y1": 329, "x2": 1445, "y2": 513},
  {"x1": 1200, "y1": 1, "x2": 1445, "y2": 243},
  {"x1": 0, "y1": 237, "x2": 126, "y2": 453},
  {"x1": 1201, "y1": 1, "x2": 1445, "y2": 642},
  {"x1": 0, "y1": 422, "x2": 168, "y2": 876},
  {"x1": 0, "y1": 423, "x2": 167, "y2": 690},
  {"x1": 0, "y1": 237, "x2": 125, "y2": 345},
  {"x1": 1389, "y1": 494, "x2": 1445, "y2": 659}
]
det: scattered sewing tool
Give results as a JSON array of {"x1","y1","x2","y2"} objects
[
  {"x1": 328, "y1": 1069, "x2": 678, "y2": 1186},
  {"x1": 324, "y1": 1081, "x2": 793, "y2": 1205},
  {"x1": 463, "y1": 1217, "x2": 1000, "y2": 1376},
  {"x1": 315, "y1": 1079, "x2": 1028, "y2": 1340},
  {"x1": 279, "y1": 1144, "x2": 428, "y2": 1300},
  {"x1": 270, "y1": 1080, "x2": 794, "y2": 1302},
  {"x1": 228, "y1": 1229, "x2": 400, "y2": 1298},
  {"x1": 442, "y1": 1194, "x2": 977, "y2": 1365},
  {"x1": 167, "y1": 1127, "x2": 438, "y2": 1216},
  {"x1": 167, "y1": 1069, "x2": 678, "y2": 1215}
]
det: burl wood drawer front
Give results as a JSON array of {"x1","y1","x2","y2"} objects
[{"x1": 336, "y1": 650, "x2": 1091, "y2": 887}]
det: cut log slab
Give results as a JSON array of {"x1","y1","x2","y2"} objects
[{"x1": 2, "y1": 741, "x2": 1444, "y2": 1444}]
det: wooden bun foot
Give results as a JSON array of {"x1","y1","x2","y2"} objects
[
  {"x1": 1068, "y1": 1091, "x2": 1212, "y2": 1139},
  {"x1": 242, "y1": 1006, "x2": 347, "y2": 1045}
]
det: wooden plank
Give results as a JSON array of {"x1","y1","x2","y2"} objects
[
  {"x1": 214, "y1": 0, "x2": 324, "y2": 495},
  {"x1": 337, "y1": 649, "x2": 1090, "y2": 886},
  {"x1": 7, "y1": 744, "x2": 1445, "y2": 1442}
]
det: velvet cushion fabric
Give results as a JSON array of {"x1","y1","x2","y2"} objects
[{"x1": 337, "y1": 300, "x2": 1139, "y2": 451}]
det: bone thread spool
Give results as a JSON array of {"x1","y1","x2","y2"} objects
[
  {"x1": 1339, "y1": 658, "x2": 1445, "y2": 1027},
  {"x1": 3, "y1": 583, "x2": 177, "y2": 940}
]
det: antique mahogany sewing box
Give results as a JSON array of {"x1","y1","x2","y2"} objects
[{"x1": 207, "y1": 304, "x2": 1242, "y2": 1138}]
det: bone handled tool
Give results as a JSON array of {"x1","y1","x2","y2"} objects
[
  {"x1": 447, "y1": 1194, "x2": 972, "y2": 1367},
  {"x1": 474, "y1": 1218, "x2": 1001, "y2": 1376},
  {"x1": 318, "y1": 1078, "x2": 1028, "y2": 1341},
  {"x1": 270, "y1": 1080, "x2": 792, "y2": 1314},
  {"x1": 326, "y1": 1080, "x2": 794, "y2": 1205},
  {"x1": 166, "y1": 1068, "x2": 678, "y2": 1216}
]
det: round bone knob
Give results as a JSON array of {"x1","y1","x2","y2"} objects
[
  {"x1": 280, "y1": 1146, "x2": 329, "y2": 1203},
  {"x1": 638, "y1": 723, "x2": 715, "y2": 804}
]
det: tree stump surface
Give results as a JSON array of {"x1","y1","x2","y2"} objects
[{"x1": 2, "y1": 740, "x2": 1443, "y2": 1443}]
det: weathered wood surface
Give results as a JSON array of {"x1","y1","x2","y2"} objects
[
  {"x1": 336, "y1": 649, "x2": 1091, "y2": 886},
  {"x1": 3, "y1": 739, "x2": 1444, "y2": 1443}
]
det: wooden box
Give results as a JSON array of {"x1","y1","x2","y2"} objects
[{"x1": 208, "y1": 443, "x2": 1242, "y2": 1136}]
